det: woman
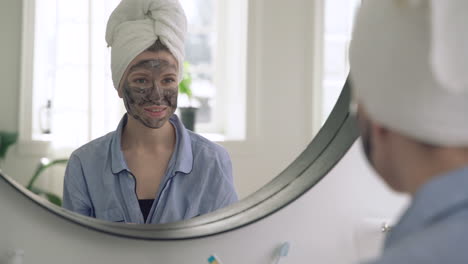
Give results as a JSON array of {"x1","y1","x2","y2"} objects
[{"x1": 63, "y1": 0, "x2": 238, "y2": 224}]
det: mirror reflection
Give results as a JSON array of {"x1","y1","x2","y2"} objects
[{"x1": 0, "y1": 0, "x2": 353, "y2": 224}]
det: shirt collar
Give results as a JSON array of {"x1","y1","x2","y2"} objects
[
  {"x1": 411, "y1": 166, "x2": 468, "y2": 223},
  {"x1": 385, "y1": 166, "x2": 468, "y2": 247},
  {"x1": 110, "y1": 114, "x2": 193, "y2": 175},
  {"x1": 169, "y1": 114, "x2": 193, "y2": 175},
  {"x1": 110, "y1": 114, "x2": 129, "y2": 174}
]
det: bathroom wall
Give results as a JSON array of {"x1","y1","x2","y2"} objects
[
  {"x1": 0, "y1": 0, "x2": 50, "y2": 189},
  {"x1": 0, "y1": 0, "x2": 21, "y2": 133}
]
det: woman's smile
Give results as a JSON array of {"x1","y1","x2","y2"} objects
[{"x1": 143, "y1": 106, "x2": 168, "y2": 118}]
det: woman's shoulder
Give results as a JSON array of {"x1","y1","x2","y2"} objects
[
  {"x1": 70, "y1": 131, "x2": 116, "y2": 161},
  {"x1": 186, "y1": 131, "x2": 230, "y2": 160}
]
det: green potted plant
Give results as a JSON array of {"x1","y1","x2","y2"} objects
[
  {"x1": 178, "y1": 61, "x2": 198, "y2": 131},
  {"x1": 0, "y1": 131, "x2": 18, "y2": 168}
]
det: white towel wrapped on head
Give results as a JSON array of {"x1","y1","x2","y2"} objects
[
  {"x1": 430, "y1": 0, "x2": 468, "y2": 94},
  {"x1": 105, "y1": 0, "x2": 187, "y2": 89},
  {"x1": 350, "y1": 0, "x2": 468, "y2": 147}
]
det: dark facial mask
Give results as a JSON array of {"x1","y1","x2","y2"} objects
[{"x1": 121, "y1": 59, "x2": 179, "y2": 129}]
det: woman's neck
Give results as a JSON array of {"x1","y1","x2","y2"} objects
[{"x1": 121, "y1": 115, "x2": 176, "y2": 152}]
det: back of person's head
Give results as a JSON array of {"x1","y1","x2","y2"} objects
[{"x1": 349, "y1": 0, "x2": 468, "y2": 149}]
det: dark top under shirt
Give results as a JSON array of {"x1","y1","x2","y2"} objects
[{"x1": 138, "y1": 199, "x2": 154, "y2": 222}]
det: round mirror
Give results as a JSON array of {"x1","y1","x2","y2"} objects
[
  {"x1": 0, "y1": 0, "x2": 358, "y2": 239},
  {"x1": 0, "y1": 81, "x2": 357, "y2": 239}
]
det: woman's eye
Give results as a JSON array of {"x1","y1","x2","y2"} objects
[
  {"x1": 162, "y1": 78, "x2": 176, "y2": 85},
  {"x1": 135, "y1": 78, "x2": 148, "y2": 84}
]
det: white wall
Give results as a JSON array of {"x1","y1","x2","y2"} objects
[
  {"x1": 0, "y1": 0, "x2": 21, "y2": 132},
  {"x1": 0, "y1": 0, "x2": 320, "y2": 199},
  {"x1": 0, "y1": 0, "x2": 45, "y2": 188},
  {"x1": 0, "y1": 142, "x2": 409, "y2": 264}
]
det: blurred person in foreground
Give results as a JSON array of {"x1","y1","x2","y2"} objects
[{"x1": 350, "y1": 1, "x2": 468, "y2": 263}]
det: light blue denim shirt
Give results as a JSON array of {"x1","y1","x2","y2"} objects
[
  {"x1": 63, "y1": 114, "x2": 238, "y2": 224},
  {"x1": 366, "y1": 166, "x2": 468, "y2": 264}
]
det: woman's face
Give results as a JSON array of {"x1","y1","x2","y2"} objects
[{"x1": 118, "y1": 50, "x2": 179, "y2": 129}]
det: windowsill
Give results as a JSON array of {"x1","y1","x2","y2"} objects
[
  {"x1": 32, "y1": 133, "x2": 54, "y2": 142},
  {"x1": 198, "y1": 132, "x2": 226, "y2": 142},
  {"x1": 16, "y1": 139, "x2": 51, "y2": 157},
  {"x1": 197, "y1": 132, "x2": 249, "y2": 144}
]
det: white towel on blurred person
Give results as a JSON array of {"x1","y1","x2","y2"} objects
[
  {"x1": 430, "y1": 1, "x2": 468, "y2": 94},
  {"x1": 350, "y1": 0, "x2": 468, "y2": 146}
]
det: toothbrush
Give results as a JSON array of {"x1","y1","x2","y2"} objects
[
  {"x1": 274, "y1": 242, "x2": 290, "y2": 264},
  {"x1": 208, "y1": 255, "x2": 222, "y2": 264}
]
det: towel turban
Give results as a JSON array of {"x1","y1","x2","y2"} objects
[
  {"x1": 105, "y1": 0, "x2": 187, "y2": 89},
  {"x1": 350, "y1": 0, "x2": 468, "y2": 146}
]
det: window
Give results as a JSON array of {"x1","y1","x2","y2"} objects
[
  {"x1": 321, "y1": 0, "x2": 360, "y2": 123},
  {"x1": 20, "y1": 0, "x2": 247, "y2": 153},
  {"x1": 181, "y1": 0, "x2": 247, "y2": 140}
]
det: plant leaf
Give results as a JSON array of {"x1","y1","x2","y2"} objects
[
  {"x1": 179, "y1": 61, "x2": 193, "y2": 98},
  {"x1": 29, "y1": 186, "x2": 62, "y2": 206},
  {"x1": 0, "y1": 131, "x2": 18, "y2": 160},
  {"x1": 44, "y1": 192, "x2": 62, "y2": 206},
  {"x1": 27, "y1": 158, "x2": 68, "y2": 189}
]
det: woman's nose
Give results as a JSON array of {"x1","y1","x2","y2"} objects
[{"x1": 149, "y1": 81, "x2": 163, "y2": 101}]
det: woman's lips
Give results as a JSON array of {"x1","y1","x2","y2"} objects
[{"x1": 144, "y1": 106, "x2": 167, "y2": 118}]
